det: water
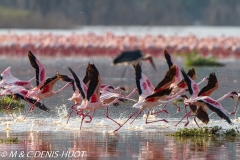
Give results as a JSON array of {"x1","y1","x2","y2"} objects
[{"x1": 0, "y1": 55, "x2": 240, "y2": 159}]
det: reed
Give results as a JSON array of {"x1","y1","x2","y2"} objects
[
  {"x1": 184, "y1": 51, "x2": 225, "y2": 67},
  {"x1": 0, "y1": 96, "x2": 25, "y2": 113},
  {"x1": 166, "y1": 126, "x2": 240, "y2": 137}
]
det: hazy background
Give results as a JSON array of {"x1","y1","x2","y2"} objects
[{"x1": 0, "y1": 0, "x2": 239, "y2": 28}]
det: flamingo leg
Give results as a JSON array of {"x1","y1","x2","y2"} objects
[
  {"x1": 230, "y1": 97, "x2": 239, "y2": 115},
  {"x1": 105, "y1": 106, "x2": 121, "y2": 127},
  {"x1": 66, "y1": 104, "x2": 78, "y2": 124},
  {"x1": 172, "y1": 102, "x2": 181, "y2": 112},
  {"x1": 79, "y1": 113, "x2": 92, "y2": 130},
  {"x1": 193, "y1": 116, "x2": 200, "y2": 128},
  {"x1": 84, "y1": 110, "x2": 95, "y2": 123},
  {"x1": 146, "y1": 111, "x2": 168, "y2": 124},
  {"x1": 130, "y1": 109, "x2": 143, "y2": 124},
  {"x1": 152, "y1": 103, "x2": 168, "y2": 115},
  {"x1": 175, "y1": 110, "x2": 191, "y2": 126},
  {"x1": 114, "y1": 109, "x2": 142, "y2": 132},
  {"x1": 184, "y1": 111, "x2": 192, "y2": 127},
  {"x1": 24, "y1": 105, "x2": 35, "y2": 119}
]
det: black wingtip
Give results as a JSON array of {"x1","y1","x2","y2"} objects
[{"x1": 164, "y1": 50, "x2": 173, "y2": 68}]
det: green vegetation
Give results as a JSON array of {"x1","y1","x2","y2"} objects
[
  {"x1": 0, "y1": 96, "x2": 25, "y2": 113},
  {"x1": 0, "y1": 137, "x2": 21, "y2": 144},
  {"x1": 184, "y1": 51, "x2": 225, "y2": 67},
  {"x1": 166, "y1": 126, "x2": 240, "y2": 137},
  {"x1": 0, "y1": 5, "x2": 29, "y2": 18}
]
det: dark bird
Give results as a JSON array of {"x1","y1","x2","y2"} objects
[{"x1": 112, "y1": 50, "x2": 156, "y2": 78}]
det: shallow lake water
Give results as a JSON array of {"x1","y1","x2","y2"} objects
[{"x1": 0, "y1": 56, "x2": 240, "y2": 159}]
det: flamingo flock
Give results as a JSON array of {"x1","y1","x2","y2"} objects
[
  {"x1": 0, "y1": 50, "x2": 239, "y2": 132},
  {"x1": 1, "y1": 32, "x2": 240, "y2": 58}
]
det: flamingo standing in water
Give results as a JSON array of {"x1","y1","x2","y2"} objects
[{"x1": 112, "y1": 50, "x2": 156, "y2": 78}]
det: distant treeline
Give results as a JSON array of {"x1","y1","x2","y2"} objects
[{"x1": 0, "y1": 0, "x2": 239, "y2": 28}]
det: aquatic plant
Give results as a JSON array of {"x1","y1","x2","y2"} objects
[
  {"x1": 0, "y1": 96, "x2": 25, "y2": 113},
  {"x1": 166, "y1": 126, "x2": 240, "y2": 137},
  {"x1": 0, "y1": 137, "x2": 21, "y2": 144},
  {"x1": 184, "y1": 51, "x2": 225, "y2": 67}
]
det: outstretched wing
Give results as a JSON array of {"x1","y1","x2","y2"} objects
[
  {"x1": 68, "y1": 67, "x2": 86, "y2": 99},
  {"x1": 28, "y1": 51, "x2": 46, "y2": 88},
  {"x1": 181, "y1": 68, "x2": 200, "y2": 97},
  {"x1": 164, "y1": 50, "x2": 173, "y2": 68},
  {"x1": 198, "y1": 72, "x2": 218, "y2": 96},
  {"x1": 133, "y1": 62, "x2": 154, "y2": 96},
  {"x1": 154, "y1": 65, "x2": 176, "y2": 92},
  {"x1": 145, "y1": 88, "x2": 172, "y2": 101},
  {"x1": 197, "y1": 97, "x2": 233, "y2": 125},
  {"x1": 87, "y1": 64, "x2": 101, "y2": 102},
  {"x1": 39, "y1": 73, "x2": 60, "y2": 94}
]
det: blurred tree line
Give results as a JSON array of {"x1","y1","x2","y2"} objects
[{"x1": 0, "y1": 0, "x2": 239, "y2": 28}]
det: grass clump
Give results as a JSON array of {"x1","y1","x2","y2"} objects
[
  {"x1": 166, "y1": 126, "x2": 240, "y2": 137},
  {"x1": 0, "y1": 137, "x2": 21, "y2": 144},
  {"x1": 184, "y1": 51, "x2": 225, "y2": 67},
  {"x1": 0, "y1": 96, "x2": 25, "y2": 113}
]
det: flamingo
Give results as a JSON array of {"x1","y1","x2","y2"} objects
[
  {"x1": 0, "y1": 67, "x2": 34, "y2": 89},
  {"x1": 71, "y1": 63, "x2": 132, "y2": 131},
  {"x1": 0, "y1": 85, "x2": 50, "y2": 114},
  {"x1": 112, "y1": 49, "x2": 156, "y2": 78},
  {"x1": 178, "y1": 68, "x2": 235, "y2": 126},
  {"x1": 114, "y1": 62, "x2": 187, "y2": 131}
]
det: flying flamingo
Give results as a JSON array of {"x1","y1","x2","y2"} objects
[
  {"x1": 0, "y1": 67, "x2": 34, "y2": 89},
  {"x1": 178, "y1": 68, "x2": 235, "y2": 126},
  {"x1": 114, "y1": 62, "x2": 188, "y2": 131},
  {"x1": 112, "y1": 49, "x2": 156, "y2": 78},
  {"x1": 0, "y1": 85, "x2": 50, "y2": 115},
  {"x1": 25, "y1": 72, "x2": 73, "y2": 118},
  {"x1": 75, "y1": 63, "x2": 136, "y2": 131}
]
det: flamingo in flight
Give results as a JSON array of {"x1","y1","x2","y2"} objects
[
  {"x1": 0, "y1": 67, "x2": 34, "y2": 89},
  {"x1": 0, "y1": 85, "x2": 50, "y2": 115},
  {"x1": 112, "y1": 49, "x2": 156, "y2": 78},
  {"x1": 69, "y1": 63, "x2": 133, "y2": 131},
  {"x1": 66, "y1": 64, "x2": 136, "y2": 124},
  {"x1": 179, "y1": 68, "x2": 235, "y2": 126},
  {"x1": 114, "y1": 62, "x2": 188, "y2": 131}
]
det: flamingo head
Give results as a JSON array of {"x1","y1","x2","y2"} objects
[{"x1": 229, "y1": 91, "x2": 238, "y2": 99}]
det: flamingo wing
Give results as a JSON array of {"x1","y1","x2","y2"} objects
[
  {"x1": 87, "y1": 64, "x2": 101, "y2": 102},
  {"x1": 58, "y1": 74, "x2": 76, "y2": 92},
  {"x1": 198, "y1": 72, "x2": 218, "y2": 96},
  {"x1": 154, "y1": 65, "x2": 176, "y2": 92},
  {"x1": 145, "y1": 88, "x2": 172, "y2": 101},
  {"x1": 68, "y1": 67, "x2": 86, "y2": 99},
  {"x1": 133, "y1": 62, "x2": 154, "y2": 96},
  {"x1": 39, "y1": 73, "x2": 60, "y2": 94},
  {"x1": 181, "y1": 68, "x2": 200, "y2": 96},
  {"x1": 197, "y1": 97, "x2": 233, "y2": 125},
  {"x1": 83, "y1": 63, "x2": 91, "y2": 84},
  {"x1": 164, "y1": 50, "x2": 173, "y2": 68},
  {"x1": 14, "y1": 93, "x2": 50, "y2": 112},
  {"x1": 28, "y1": 51, "x2": 46, "y2": 88}
]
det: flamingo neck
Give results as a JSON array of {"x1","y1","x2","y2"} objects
[{"x1": 216, "y1": 93, "x2": 231, "y2": 102}]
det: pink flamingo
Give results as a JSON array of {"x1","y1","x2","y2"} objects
[
  {"x1": 75, "y1": 63, "x2": 133, "y2": 131},
  {"x1": 0, "y1": 67, "x2": 34, "y2": 89},
  {"x1": 174, "y1": 68, "x2": 236, "y2": 126}
]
